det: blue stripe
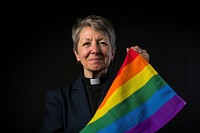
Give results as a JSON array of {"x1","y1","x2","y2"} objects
[{"x1": 98, "y1": 84, "x2": 176, "y2": 133}]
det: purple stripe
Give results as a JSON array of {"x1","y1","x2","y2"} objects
[{"x1": 126, "y1": 95, "x2": 186, "y2": 133}]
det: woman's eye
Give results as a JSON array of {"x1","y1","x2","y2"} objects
[
  {"x1": 83, "y1": 42, "x2": 90, "y2": 46},
  {"x1": 99, "y1": 42, "x2": 107, "y2": 46}
]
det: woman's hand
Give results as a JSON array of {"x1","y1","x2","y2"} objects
[{"x1": 126, "y1": 46, "x2": 150, "y2": 62}]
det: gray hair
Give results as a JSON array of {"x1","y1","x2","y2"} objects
[{"x1": 71, "y1": 15, "x2": 116, "y2": 53}]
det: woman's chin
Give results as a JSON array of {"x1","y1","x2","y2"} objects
[{"x1": 89, "y1": 66, "x2": 105, "y2": 72}]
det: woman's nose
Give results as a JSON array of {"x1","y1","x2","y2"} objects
[{"x1": 91, "y1": 43, "x2": 100, "y2": 54}]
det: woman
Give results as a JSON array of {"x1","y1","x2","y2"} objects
[{"x1": 40, "y1": 15, "x2": 149, "y2": 133}]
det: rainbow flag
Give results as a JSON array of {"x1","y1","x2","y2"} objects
[{"x1": 80, "y1": 49, "x2": 186, "y2": 133}]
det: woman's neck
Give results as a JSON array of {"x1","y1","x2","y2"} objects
[{"x1": 84, "y1": 69, "x2": 107, "y2": 78}]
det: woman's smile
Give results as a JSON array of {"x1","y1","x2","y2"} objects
[{"x1": 88, "y1": 57, "x2": 103, "y2": 62}]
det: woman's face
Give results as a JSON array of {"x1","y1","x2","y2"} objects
[{"x1": 74, "y1": 27, "x2": 115, "y2": 77}]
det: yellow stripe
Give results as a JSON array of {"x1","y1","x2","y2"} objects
[
  {"x1": 98, "y1": 55, "x2": 148, "y2": 108},
  {"x1": 88, "y1": 64, "x2": 158, "y2": 124}
]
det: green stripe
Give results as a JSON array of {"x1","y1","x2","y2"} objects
[{"x1": 81, "y1": 74, "x2": 167, "y2": 133}]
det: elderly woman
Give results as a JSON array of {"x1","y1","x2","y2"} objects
[{"x1": 40, "y1": 15, "x2": 149, "y2": 133}]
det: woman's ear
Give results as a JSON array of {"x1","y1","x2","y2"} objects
[
  {"x1": 73, "y1": 50, "x2": 80, "y2": 62},
  {"x1": 111, "y1": 48, "x2": 116, "y2": 61}
]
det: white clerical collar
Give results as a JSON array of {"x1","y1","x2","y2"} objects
[{"x1": 90, "y1": 78, "x2": 100, "y2": 85}]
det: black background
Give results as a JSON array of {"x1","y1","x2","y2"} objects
[{"x1": 1, "y1": 4, "x2": 200, "y2": 133}]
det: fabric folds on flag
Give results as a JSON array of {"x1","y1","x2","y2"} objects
[{"x1": 80, "y1": 49, "x2": 186, "y2": 133}]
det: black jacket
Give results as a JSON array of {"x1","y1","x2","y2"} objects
[{"x1": 40, "y1": 72, "x2": 115, "y2": 133}]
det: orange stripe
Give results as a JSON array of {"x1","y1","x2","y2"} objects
[{"x1": 98, "y1": 55, "x2": 149, "y2": 108}]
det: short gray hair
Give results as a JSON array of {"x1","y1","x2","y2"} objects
[{"x1": 71, "y1": 15, "x2": 116, "y2": 53}]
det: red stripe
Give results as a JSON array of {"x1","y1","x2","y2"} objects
[{"x1": 116, "y1": 49, "x2": 139, "y2": 76}]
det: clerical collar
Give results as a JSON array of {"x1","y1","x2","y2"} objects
[
  {"x1": 82, "y1": 72, "x2": 109, "y2": 86},
  {"x1": 90, "y1": 78, "x2": 100, "y2": 85}
]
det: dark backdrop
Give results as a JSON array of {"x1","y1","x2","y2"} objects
[{"x1": 1, "y1": 6, "x2": 200, "y2": 133}]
